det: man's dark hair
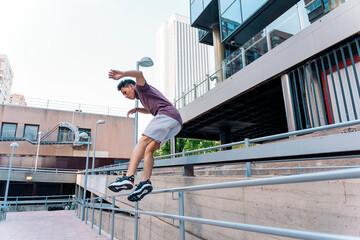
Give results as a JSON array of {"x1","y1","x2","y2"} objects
[{"x1": 117, "y1": 79, "x2": 136, "y2": 91}]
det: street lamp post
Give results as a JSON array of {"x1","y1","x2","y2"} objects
[
  {"x1": 134, "y1": 57, "x2": 154, "y2": 146},
  {"x1": 79, "y1": 132, "x2": 90, "y2": 221},
  {"x1": 3, "y1": 142, "x2": 19, "y2": 220},
  {"x1": 134, "y1": 56, "x2": 153, "y2": 240},
  {"x1": 91, "y1": 120, "x2": 105, "y2": 173},
  {"x1": 34, "y1": 131, "x2": 43, "y2": 172}
]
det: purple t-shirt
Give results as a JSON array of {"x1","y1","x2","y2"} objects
[{"x1": 134, "y1": 81, "x2": 183, "y2": 125}]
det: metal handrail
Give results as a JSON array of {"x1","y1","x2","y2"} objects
[
  {"x1": 86, "y1": 119, "x2": 360, "y2": 174},
  {"x1": 0, "y1": 166, "x2": 78, "y2": 174},
  {"x1": 151, "y1": 165, "x2": 360, "y2": 176},
  {"x1": 0, "y1": 194, "x2": 74, "y2": 200},
  {"x1": 77, "y1": 168, "x2": 360, "y2": 240}
]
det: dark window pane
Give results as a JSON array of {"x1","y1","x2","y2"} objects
[
  {"x1": 79, "y1": 128, "x2": 91, "y2": 142},
  {"x1": 1, "y1": 123, "x2": 17, "y2": 138},
  {"x1": 24, "y1": 125, "x2": 39, "y2": 141},
  {"x1": 58, "y1": 127, "x2": 73, "y2": 142}
]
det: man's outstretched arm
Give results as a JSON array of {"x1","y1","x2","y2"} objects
[
  {"x1": 108, "y1": 70, "x2": 146, "y2": 86},
  {"x1": 127, "y1": 107, "x2": 150, "y2": 117}
]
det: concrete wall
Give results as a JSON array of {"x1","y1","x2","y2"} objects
[{"x1": 77, "y1": 174, "x2": 360, "y2": 240}]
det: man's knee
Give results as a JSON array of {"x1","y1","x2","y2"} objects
[
  {"x1": 138, "y1": 135, "x2": 155, "y2": 146},
  {"x1": 145, "y1": 141, "x2": 160, "y2": 154}
]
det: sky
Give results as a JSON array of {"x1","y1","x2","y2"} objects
[{"x1": 0, "y1": 0, "x2": 190, "y2": 133}]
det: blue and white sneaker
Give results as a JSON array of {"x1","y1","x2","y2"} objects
[
  {"x1": 128, "y1": 180, "x2": 153, "y2": 202},
  {"x1": 108, "y1": 175, "x2": 134, "y2": 192}
]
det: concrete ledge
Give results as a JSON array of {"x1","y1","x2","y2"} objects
[{"x1": 0, "y1": 170, "x2": 76, "y2": 183}]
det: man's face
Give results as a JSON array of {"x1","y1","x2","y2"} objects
[{"x1": 120, "y1": 85, "x2": 135, "y2": 100}]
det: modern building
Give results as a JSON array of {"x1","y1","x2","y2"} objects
[
  {"x1": 175, "y1": 0, "x2": 359, "y2": 145},
  {"x1": 0, "y1": 55, "x2": 14, "y2": 104},
  {"x1": 0, "y1": 103, "x2": 134, "y2": 197},
  {"x1": 9, "y1": 94, "x2": 27, "y2": 106},
  {"x1": 156, "y1": 14, "x2": 213, "y2": 104}
]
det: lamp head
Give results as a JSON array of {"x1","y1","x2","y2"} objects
[
  {"x1": 97, "y1": 119, "x2": 105, "y2": 124},
  {"x1": 138, "y1": 57, "x2": 154, "y2": 68},
  {"x1": 25, "y1": 176, "x2": 33, "y2": 181},
  {"x1": 79, "y1": 132, "x2": 89, "y2": 139},
  {"x1": 10, "y1": 142, "x2": 19, "y2": 148}
]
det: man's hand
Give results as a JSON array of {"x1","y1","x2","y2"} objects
[
  {"x1": 108, "y1": 70, "x2": 125, "y2": 80},
  {"x1": 127, "y1": 108, "x2": 136, "y2": 118}
]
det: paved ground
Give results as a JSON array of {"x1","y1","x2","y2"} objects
[{"x1": 0, "y1": 210, "x2": 110, "y2": 240}]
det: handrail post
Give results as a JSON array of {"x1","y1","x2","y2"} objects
[
  {"x1": 79, "y1": 201, "x2": 81, "y2": 219},
  {"x1": 85, "y1": 200, "x2": 89, "y2": 224},
  {"x1": 194, "y1": 84, "x2": 197, "y2": 99},
  {"x1": 99, "y1": 198, "x2": 103, "y2": 235},
  {"x1": 15, "y1": 197, "x2": 18, "y2": 212},
  {"x1": 207, "y1": 74, "x2": 210, "y2": 91},
  {"x1": 111, "y1": 196, "x2": 115, "y2": 240},
  {"x1": 134, "y1": 202, "x2": 139, "y2": 240},
  {"x1": 182, "y1": 92, "x2": 185, "y2": 107},
  {"x1": 182, "y1": 150, "x2": 185, "y2": 176},
  {"x1": 91, "y1": 198, "x2": 95, "y2": 229},
  {"x1": 179, "y1": 192, "x2": 185, "y2": 240},
  {"x1": 298, "y1": 161, "x2": 303, "y2": 174},
  {"x1": 245, "y1": 138, "x2": 252, "y2": 177}
]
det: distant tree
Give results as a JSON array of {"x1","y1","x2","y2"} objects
[{"x1": 154, "y1": 138, "x2": 220, "y2": 157}]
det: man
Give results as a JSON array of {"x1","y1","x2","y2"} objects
[{"x1": 107, "y1": 69, "x2": 182, "y2": 202}]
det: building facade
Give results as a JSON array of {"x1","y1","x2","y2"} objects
[
  {"x1": 0, "y1": 104, "x2": 134, "y2": 197},
  {"x1": 156, "y1": 14, "x2": 213, "y2": 105},
  {"x1": 0, "y1": 55, "x2": 14, "y2": 104},
  {"x1": 9, "y1": 94, "x2": 27, "y2": 106},
  {"x1": 176, "y1": 0, "x2": 359, "y2": 144}
]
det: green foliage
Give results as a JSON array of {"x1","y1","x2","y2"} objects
[{"x1": 154, "y1": 139, "x2": 220, "y2": 157}]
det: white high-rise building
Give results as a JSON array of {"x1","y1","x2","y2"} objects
[
  {"x1": 0, "y1": 55, "x2": 14, "y2": 104},
  {"x1": 156, "y1": 14, "x2": 213, "y2": 105}
]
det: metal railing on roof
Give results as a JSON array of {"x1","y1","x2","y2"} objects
[
  {"x1": 75, "y1": 168, "x2": 360, "y2": 240},
  {"x1": 3, "y1": 97, "x2": 128, "y2": 117}
]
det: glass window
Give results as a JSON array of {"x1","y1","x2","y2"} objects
[
  {"x1": 221, "y1": 0, "x2": 242, "y2": 40},
  {"x1": 220, "y1": 0, "x2": 236, "y2": 14},
  {"x1": 204, "y1": 0, "x2": 212, "y2": 8},
  {"x1": 241, "y1": 0, "x2": 268, "y2": 22},
  {"x1": 58, "y1": 127, "x2": 73, "y2": 142},
  {"x1": 24, "y1": 124, "x2": 39, "y2": 141},
  {"x1": 190, "y1": 0, "x2": 204, "y2": 24},
  {"x1": 1, "y1": 123, "x2": 17, "y2": 138}
]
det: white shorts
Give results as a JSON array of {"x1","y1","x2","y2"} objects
[{"x1": 142, "y1": 114, "x2": 182, "y2": 146}]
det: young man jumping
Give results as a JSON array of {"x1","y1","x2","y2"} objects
[{"x1": 107, "y1": 69, "x2": 182, "y2": 202}]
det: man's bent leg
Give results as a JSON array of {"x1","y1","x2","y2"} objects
[
  {"x1": 142, "y1": 140, "x2": 160, "y2": 181},
  {"x1": 108, "y1": 136, "x2": 154, "y2": 193},
  {"x1": 127, "y1": 139, "x2": 159, "y2": 202},
  {"x1": 126, "y1": 135, "x2": 155, "y2": 177}
]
